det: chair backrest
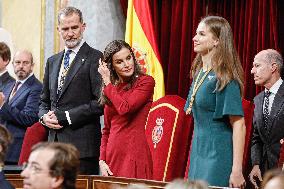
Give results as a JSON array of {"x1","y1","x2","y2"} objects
[
  {"x1": 145, "y1": 95, "x2": 193, "y2": 182},
  {"x1": 18, "y1": 122, "x2": 47, "y2": 165},
  {"x1": 278, "y1": 138, "x2": 284, "y2": 169},
  {"x1": 242, "y1": 99, "x2": 254, "y2": 176}
]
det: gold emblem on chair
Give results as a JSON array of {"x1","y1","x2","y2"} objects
[{"x1": 152, "y1": 118, "x2": 164, "y2": 148}]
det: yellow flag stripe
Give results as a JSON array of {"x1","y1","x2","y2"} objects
[{"x1": 125, "y1": 0, "x2": 165, "y2": 101}]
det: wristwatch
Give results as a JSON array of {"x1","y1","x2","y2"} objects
[{"x1": 39, "y1": 115, "x2": 47, "y2": 127}]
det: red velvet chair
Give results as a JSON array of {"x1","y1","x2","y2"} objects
[
  {"x1": 18, "y1": 122, "x2": 48, "y2": 165},
  {"x1": 242, "y1": 99, "x2": 254, "y2": 176},
  {"x1": 145, "y1": 95, "x2": 193, "y2": 182},
  {"x1": 278, "y1": 141, "x2": 284, "y2": 169}
]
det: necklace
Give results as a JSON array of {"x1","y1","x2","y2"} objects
[{"x1": 186, "y1": 68, "x2": 212, "y2": 115}]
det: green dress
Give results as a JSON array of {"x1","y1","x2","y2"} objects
[{"x1": 184, "y1": 70, "x2": 243, "y2": 187}]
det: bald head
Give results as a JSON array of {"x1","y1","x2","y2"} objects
[
  {"x1": 251, "y1": 49, "x2": 283, "y2": 89},
  {"x1": 13, "y1": 50, "x2": 34, "y2": 80},
  {"x1": 264, "y1": 176, "x2": 284, "y2": 189},
  {"x1": 256, "y1": 49, "x2": 283, "y2": 74}
]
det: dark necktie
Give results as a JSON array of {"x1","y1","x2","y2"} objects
[
  {"x1": 9, "y1": 81, "x2": 21, "y2": 101},
  {"x1": 57, "y1": 50, "x2": 72, "y2": 95},
  {"x1": 263, "y1": 90, "x2": 271, "y2": 130}
]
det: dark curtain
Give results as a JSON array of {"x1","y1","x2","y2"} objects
[
  {"x1": 119, "y1": 0, "x2": 128, "y2": 17},
  {"x1": 150, "y1": 0, "x2": 207, "y2": 99},
  {"x1": 120, "y1": 0, "x2": 282, "y2": 101},
  {"x1": 207, "y1": 0, "x2": 280, "y2": 100}
]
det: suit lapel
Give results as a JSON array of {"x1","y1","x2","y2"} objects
[
  {"x1": 5, "y1": 81, "x2": 15, "y2": 101},
  {"x1": 267, "y1": 83, "x2": 284, "y2": 132},
  {"x1": 9, "y1": 76, "x2": 35, "y2": 105},
  {"x1": 255, "y1": 92, "x2": 264, "y2": 127},
  {"x1": 57, "y1": 42, "x2": 89, "y2": 99},
  {"x1": 0, "y1": 72, "x2": 10, "y2": 90},
  {"x1": 51, "y1": 51, "x2": 64, "y2": 100}
]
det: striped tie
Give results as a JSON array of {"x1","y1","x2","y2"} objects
[
  {"x1": 263, "y1": 91, "x2": 271, "y2": 130},
  {"x1": 9, "y1": 81, "x2": 21, "y2": 101},
  {"x1": 57, "y1": 50, "x2": 72, "y2": 95}
]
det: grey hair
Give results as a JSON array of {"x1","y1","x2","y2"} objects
[
  {"x1": 58, "y1": 6, "x2": 83, "y2": 24},
  {"x1": 264, "y1": 49, "x2": 283, "y2": 74}
]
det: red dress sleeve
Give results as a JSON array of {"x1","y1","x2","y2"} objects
[
  {"x1": 99, "y1": 107, "x2": 110, "y2": 161},
  {"x1": 103, "y1": 75, "x2": 155, "y2": 115}
]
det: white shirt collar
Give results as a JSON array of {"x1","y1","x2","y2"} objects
[
  {"x1": 64, "y1": 39, "x2": 85, "y2": 55},
  {"x1": 265, "y1": 78, "x2": 283, "y2": 95}
]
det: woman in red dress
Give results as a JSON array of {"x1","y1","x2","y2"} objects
[{"x1": 98, "y1": 40, "x2": 154, "y2": 179}]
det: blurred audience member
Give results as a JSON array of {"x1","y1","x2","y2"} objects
[
  {"x1": 165, "y1": 179, "x2": 209, "y2": 189},
  {"x1": 0, "y1": 42, "x2": 14, "y2": 91},
  {"x1": 261, "y1": 169, "x2": 284, "y2": 189},
  {"x1": 0, "y1": 124, "x2": 14, "y2": 189},
  {"x1": 0, "y1": 50, "x2": 42, "y2": 164},
  {"x1": 21, "y1": 142, "x2": 80, "y2": 189},
  {"x1": 113, "y1": 184, "x2": 150, "y2": 189}
]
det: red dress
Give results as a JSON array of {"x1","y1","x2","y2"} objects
[{"x1": 100, "y1": 75, "x2": 155, "y2": 179}]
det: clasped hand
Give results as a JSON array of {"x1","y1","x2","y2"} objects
[{"x1": 43, "y1": 111, "x2": 63, "y2": 129}]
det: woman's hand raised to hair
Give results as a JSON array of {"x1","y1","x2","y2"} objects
[{"x1": 98, "y1": 59, "x2": 111, "y2": 86}]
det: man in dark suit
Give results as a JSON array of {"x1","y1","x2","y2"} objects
[
  {"x1": 0, "y1": 42, "x2": 14, "y2": 91},
  {"x1": 0, "y1": 50, "x2": 42, "y2": 164},
  {"x1": 38, "y1": 6, "x2": 103, "y2": 174},
  {"x1": 249, "y1": 49, "x2": 284, "y2": 189}
]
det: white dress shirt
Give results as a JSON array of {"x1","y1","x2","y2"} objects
[{"x1": 263, "y1": 78, "x2": 283, "y2": 114}]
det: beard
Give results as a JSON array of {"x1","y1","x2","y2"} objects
[
  {"x1": 65, "y1": 35, "x2": 83, "y2": 48},
  {"x1": 16, "y1": 70, "x2": 29, "y2": 80}
]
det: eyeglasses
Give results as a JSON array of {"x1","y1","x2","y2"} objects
[{"x1": 22, "y1": 162, "x2": 51, "y2": 175}]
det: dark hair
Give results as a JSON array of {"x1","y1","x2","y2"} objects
[
  {"x1": 99, "y1": 40, "x2": 143, "y2": 105},
  {"x1": 31, "y1": 142, "x2": 80, "y2": 189},
  {"x1": 0, "y1": 42, "x2": 11, "y2": 63},
  {"x1": 58, "y1": 6, "x2": 83, "y2": 24},
  {"x1": 0, "y1": 125, "x2": 12, "y2": 166}
]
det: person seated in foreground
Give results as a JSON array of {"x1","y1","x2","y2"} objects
[
  {"x1": 261, "y1": 168, "x2": 284, "y2": 189},
  {"x1": 165, "y1": 179, "x2": 209, "y2": 189},
  {"x1": 0, "y1": 124, "x2": 14, "y2": 189},
  {"x1": 20, "y1": 142, "x2": 79, "y2": 189}
]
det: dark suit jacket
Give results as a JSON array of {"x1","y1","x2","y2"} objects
[
  {"x1": 0, "y1": 72, "x2": 15, "y2": 92},
  {"x1": 0, "y1": 75, "x2": 43, "y2": 163},
  {"x1": 251, "y1": 82, "x2": 284, "y2": 172},
  {"x1": 0, "y1": 171, "x2": 14, "y2": 189},
  {"x1": 39, "y1": 42, "x2": 103, "y2": 158}
]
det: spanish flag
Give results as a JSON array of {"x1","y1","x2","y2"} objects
[{"x1": 125, "y1": 0, "x2": 165, "y2": 101}]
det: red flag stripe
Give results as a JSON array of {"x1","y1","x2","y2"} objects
[{"x1": 133, "y1": 0, "x2": 161, "y2": 63}]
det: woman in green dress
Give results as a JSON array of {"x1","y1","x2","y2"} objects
[{"x1": 184, "y1": 16, "x2": 246, "y2": 188}]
